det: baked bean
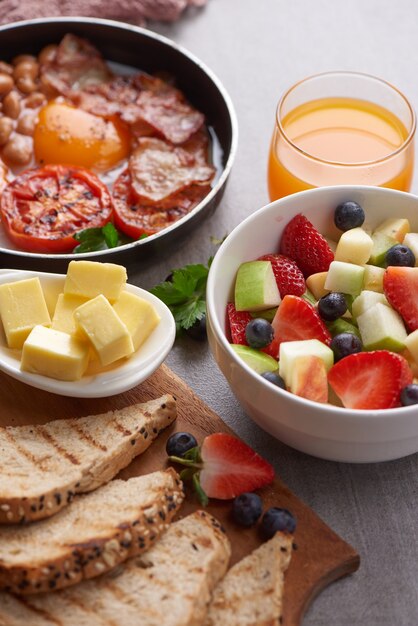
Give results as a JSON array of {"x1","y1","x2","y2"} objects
[
  {"x1": 0, "y1": 117, "x2": 14, "y2": 145},
  {"x1": 3, "y1": 91, "x2": 20, "y2": 119},
  {"x1": 15, "y1": 76, "x2": 37, "y2": 95},
  {"x1": 12, "y1": 54, "x2": 37, "y2": 67},
  {"x1": 38, "y1": 44, "x2": 58, "y2": 65},
  {"x1": 17, "y1": 111, "x2": 37, "y2": 136},
  {"x1": 24, "y1": 91, "x2": 47, "y2": 109},
  {"x1": 14, "y1": 60, "x2": 39, "y2": 81},
  {"x1": 0, "y1": 74, "x2": 14, "y2": 97},
  {"x1": 0, "y1": 62, "x2": 13, "y2": 76},
  {"x1": 2, "y1": 134, "x2": 32, "y2": 165}
]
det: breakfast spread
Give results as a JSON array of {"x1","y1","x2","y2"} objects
[
  {"x1": 228, "y1": 201, "x2": 418, "y2": 410},
  {"x1": 0, "y1": 395, "x2": 177, "y2": 523},
  {"x1": 0, "y1": 260, "x2": 161, "y2": 381},
  {"x1": 0, "y1": 33, "x2": 216, "y2": 253}
]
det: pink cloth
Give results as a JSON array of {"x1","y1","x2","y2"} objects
[{"x1": 0, "y1": 0, "x2": 207, "y2": 26}]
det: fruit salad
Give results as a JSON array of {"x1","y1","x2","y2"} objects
[{"x1": 227, "y1": 201, "x2": 418, "y2": 410}]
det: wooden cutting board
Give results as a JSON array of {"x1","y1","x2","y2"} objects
[{"x1": 0, "y1": 364, "x2": 360, "y2": 626}]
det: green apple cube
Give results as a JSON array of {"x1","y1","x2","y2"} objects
[
  {"x1": 352, "y1": 290, "x2": 390, "y2": 319},
  {"x1": 230, "y1": 344, "x2": 279, "y2": 374},
  {"x1": 369, "y1": 232, "x2": 398, "y2": 266},
  {"x1": 363, "y1": 264, "x2": 385, "y2": 293},
  {"x1": 327, "y1": 317, "x2": 361, "y2": 339},
  {"x1": 374, "y1": 217, "x2": 410, "y2": 242},
  {"x1": 334, "y1": 227, "x2": 373, "y2": 266},
  {"x1": 324, "y1": 261, "x2": 364, "y2": 296},
  {"x1": 357, "y1": 302, "x2": 407, "y2": 352},
  {"x1": 402, "y1": 233, "x2": 418, "y2": 265},
  {"x1": 279, "y1": 339, "x2": 334, "y2": 387},
  {"x1": 405, "y1": 329, "x2": 418, "y2": 363},
  {"x1": 235, "y1": 261, "x2": 281, "y2": 312}
]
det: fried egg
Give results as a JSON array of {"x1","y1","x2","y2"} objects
[{"x1": 33, "y1": 102, "x2": 131, "y2": 172}]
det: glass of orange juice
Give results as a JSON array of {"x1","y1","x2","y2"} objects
[{"x1": 268, "y1": 71, "x2": 416, "y2": 200}]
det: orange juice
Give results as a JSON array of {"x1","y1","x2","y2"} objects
[{"x1": 268, "y1": 97, "x2": 414, "y2": 200}]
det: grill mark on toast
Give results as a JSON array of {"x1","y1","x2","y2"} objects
[
  {"x1": 105, "y1": 580, "x2": 162, "y2": 619},
  {"x1": 1, "y1": 429, "x2": 41, "y2": 470},
  {"x1": 111, "y1": 421, "x2": 133, "y2": 437},
  {"x1": 14, "y1": 596, "x2": 63, "y2": 625},
  {"x1": 37, "y1": 427, "x2": 80, "y2": 465},
  {"x1": 69, "y1": 423, "x2": 107, "y2": 452},
  {"x1": 64, "y1": 595, "x2": 117, "y2": 626}
]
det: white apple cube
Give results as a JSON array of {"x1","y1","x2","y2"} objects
[
  {"x1": 324, "y1": 261, "x2": 364, "y2": 296},
  {"x1": 306, "y1": 272, "x2": 329, "y2": 300},
  {"x1": 334, "y1": 227, "x2": 373, "y2": 266},
  {"x1": 357, "y1": 302, "x2": 407, "y2": 352},
  {"x1": 402, "y1": 233, "x2": 418, "y2": 265},
  {"x1": 352, "y1": 290, "x2": 390, "y2": 319},
  {"x1": 363, "y1": 264, "x2": 385, "y2": 293},
  {"x1": 279, "y1": 339, "x2": 334, "y2": 387},
  {"x1": 405, "y1": 330, "x2": 418, "y2": 364},
  {"x1": 374, "y1": 218, "x2": 410, "y2": 242},
  {"x1": 235, "y1": 261, "x2": 281, "y2": 312}
]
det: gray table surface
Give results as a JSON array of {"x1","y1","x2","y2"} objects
[{"x1": 133, "y1": 1, "x2": 418, "y2": 624}]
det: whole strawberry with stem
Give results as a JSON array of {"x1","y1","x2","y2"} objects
[{"x1": 168, "y1": 432, "x2": 275, "y2": 505}]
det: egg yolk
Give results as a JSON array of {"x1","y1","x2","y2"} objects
[{"x1": 34, "y1": 102, "x2": 131, "y2": 172}]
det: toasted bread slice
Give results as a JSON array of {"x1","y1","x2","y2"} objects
[
  {"x1": 0, "y1": 395, "x2": 176, "y2": 524},
  {"x1": 0, "y1": 511, "x2": 231, "y2": 626},
  {"x1": 204, "y1": 532, "x2": 293, "y2": 626},
  {"x1": 0, "y1": 469, "x2": 184, "y2": 595}
]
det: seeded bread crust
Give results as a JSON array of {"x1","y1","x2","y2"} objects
[
  {"x1": 204, "y1": 531, "x2": 293, "y2": 626},
  {"x1": 0, "y1": 511, "x2": 231, "y2": 626},
  {"x1": 0, "y1": 469, "x2": 184, "y2": 596},
  {"x1": 0, "y1": 395, "x2": 177, "y2": 524}
]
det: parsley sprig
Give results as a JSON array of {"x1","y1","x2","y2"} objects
[
  {"x1": 73, "y1": 224, "x2": 148, "y2": 253},
  {"x1": 150, "y1": 261, "x2": 211, "y2": 333}
]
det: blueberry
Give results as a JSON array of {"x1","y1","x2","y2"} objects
[
  {"x1": 260, "y1": 507, "x2": 297, "y2": 540},
  {"x1": 245, "y1": 318, "x2": 274, "y2": 349},
  {"x1": 318, "y1": 292, "x2": 347, "y2": 321},
  {"x1": 166, "y1": 432, "x2": 198, "y2": 457},
  {"x1": 185, "y1": 314, "x2": 207, "y2": 341},
  {"x1": 334, "y1": 201, "x2": 365, "y2": 231},
  {"x1": 261, "y1": 371, "x2": 286, "y2": 389},
  {"x1": 330, "y1": 333, "x2": 363, "y2": 362},
  {"x1": 232, "y1": 492, "x2": 263, "y2": 527},
  {"x1": 385, "y1": 244, "x2": 415, "y2": 267},
  {"x1": 400, "y1": 384, "x2": 418, "y2": 406}
]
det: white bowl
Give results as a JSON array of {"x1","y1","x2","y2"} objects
[
  {"x1": 207, "y1": 185, "x2": 418, "y2": 463},
  {"x1": 0, "y1": 270, "x2": 175, "y2": 398}
]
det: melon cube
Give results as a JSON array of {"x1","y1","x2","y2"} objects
[
  {"x1": 306, "y1": 272, "x2": 329, "y2": 300},
  {"x1": 374, "y1": 218, "x2": 410, "y2": 242},
  {"x1": 352, "y1": 290, "x2": 390, "y2": 319},
  {"x1": 363, "y1": 265, "x2": 385, "y2": 293},
  {"x1": 334, "y1": 227, "x2": 373, "y2": 265},
  {"x1": 357, "y1": 302, "x2": 407, "y2": 352},
  {"x1": 402, "y1": 233, "x2": 418, "y2": 265}
]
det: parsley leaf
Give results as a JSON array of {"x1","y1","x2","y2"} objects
[
  {"x1": 150, "y1": 262, "x2": 210, "y2": 332},
  {"x1": 73, "y1": 224, "x2": 134, "y2": 253}
]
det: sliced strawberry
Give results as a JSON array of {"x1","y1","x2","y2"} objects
[
  {"x1": 383, "y1": 267, "x2": 418, "y2": 331},
  {"x1": 280, "y1": 213, "x2": 334, "y2": 277},
  {"x1": 227, "y1": 302, "x2": 252, "y2": 344},
  {"x1": 328, "y1": 351, "x2": 413, "y2": 410},
  {"x1": 199, "y1": 433, "x2": 274, "y2": 500},
  {"x1": 258, "y1": 253, "x2": 306, "y2": 297},
  {"x1": 270, "y1": 295, "x2": 331, "y2": 356}
]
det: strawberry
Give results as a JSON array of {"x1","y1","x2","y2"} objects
[
  {"x1": 280, "y1": 213, "x2": 334, "y2": 277},
  {"x1": 270, "y1": 295, "x2": 331, "y2": 356},
  {"x1": 328, "y1": 350, "x2": 413, "y2": 410},
  {"x1": 227, "y1": 302, "x2": 252, "y2": 344},
  {"x1": 258, "y1": 253, "x2": 306, "y2": 297},
  {"x1": 383, "y1": 267, "x2": 418, "y2": 331},
  {"x1": 168, "y1": 432, "x2": 274, "y2": 503}
]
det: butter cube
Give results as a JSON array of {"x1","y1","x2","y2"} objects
[
  {"x1": 74, "y1": 295, "x2": 134, "y2": 366},
  {"x1": 51, "y1": 293, "x2": 88, "y2": 335},
  {"x1": 64, "y1": 261, "x2": 127, "y2": 303},
  {"x1": 21, "y1": 326, "x2": 89, "y2": 381},
  {"x1": 0, "y1": 278, "x2": 51, "y2": 349},
  {"x1": 113, "y1": 292, "x2": 160, "y2": 351}
]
